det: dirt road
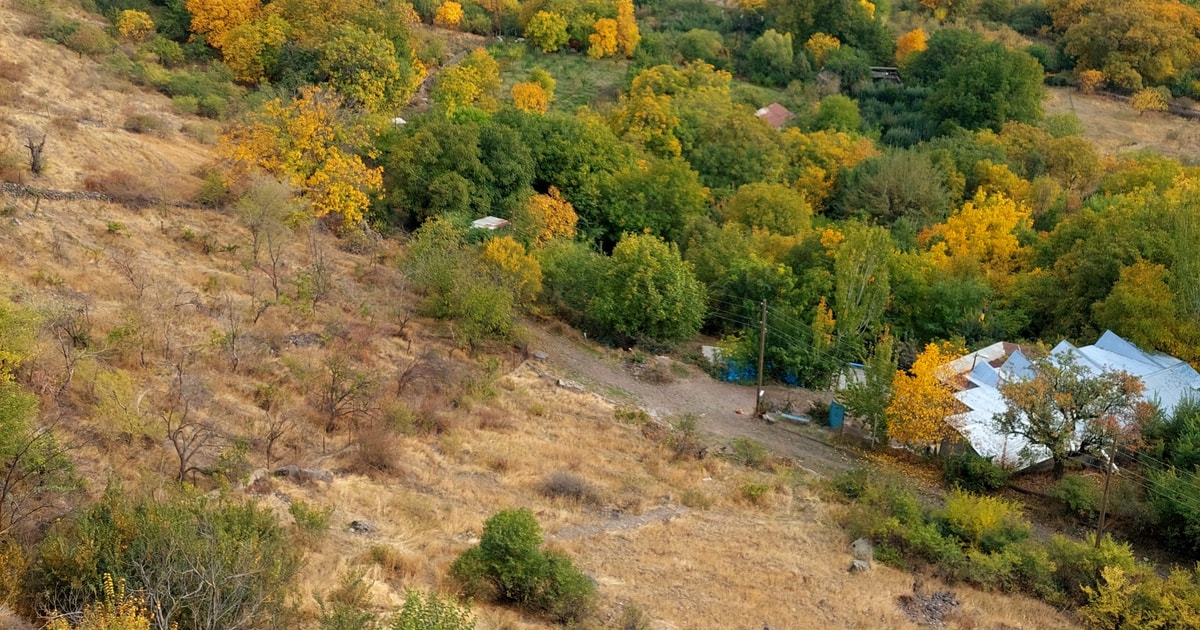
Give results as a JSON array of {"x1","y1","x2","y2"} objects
[{"x1": 526, "y1": 325, "x2": 861, "y2": 476}]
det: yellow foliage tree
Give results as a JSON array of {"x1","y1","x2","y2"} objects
[
  {"x1": 780, "y1": 129, "x2": 878, "y2": 209},
  {"x1": 804, "y1": 32, "x2": 840, "y2": 66},
  {"x1": 434, "y1": 0, "x2": 464, "y2": 28},
  {"x1": 524, "y1": 10, "x2": 569, "y2": 52},
  {"x1": 615, "y1": 0, "x2": 640, "y2": 57},
  {"x1": 1131, "y1": 87, "x2": 1170, "y2": 115},
  {"x1": 218, "y1": 86, "x2": 382, "y2": 226},
  {"x1": 115, "y1": 10, "x2": 155, "y2": 42},
  {"x1": 528, "y1": 67, "x2": 556, "y2": 101},
  {"x1": 609, "y1": 91, "x2": 682, "y2": 157},
  {"x1": 923, "y1": 190, "x2": 1032, "y2": 287},
  {"x1": 511, "y1": 81, "x2": 549, "y2": 113},
  {"x1": 431, "y1": 48, "x2": 501, "y2": 115},
  {"x1": 480, "y1": 235, "x2": 543, "y2": 306},
  {"x1": 220, "y1": 13, "x2": 290, "y2": 83},
  {"x1": 1077, "y1": 68, "x2": 1105, "y2": 94},
  {"x1": 812, "y1": 296, "x2": 836, "y2": 352},
  {"x1": 895, "y1": 28, "x2": 927, "y2": 63},
  {"x1": 186, "y1": 0, "x2": 262, "y2": 48},
  {"x1": 886, "y1": 341, "x2": 964, "y2": 448},
  {"x1": 859, "y1": 0, "x2": 876, "y2": 19},
  {"x1": 513, "y1": 186, "x2": 578, "y2": 246},
  {"x1": 588, "y1": 18, "x2": 618, "y2": 59}
]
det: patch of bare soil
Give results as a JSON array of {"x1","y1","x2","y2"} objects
[
  {"x1": 1044, "y1": 87, "x2": 1200, "y2": 161},
  {"x1": 526, "y1": 323, "x2": 861, "y2": 476}
]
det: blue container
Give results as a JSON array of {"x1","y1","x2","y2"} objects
[{"x1": 828, "y1": 401, "x2": 845, "y2": 429}]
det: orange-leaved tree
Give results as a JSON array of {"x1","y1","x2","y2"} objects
[
  {"x1": 511, "y1": 82, "x2": 549, "y2": 113},
  {"x1": 886, "y1": 341, "x2": 964, "y2": 449},
  {"x1": 895, "y1": 28, "x2": 927, "y2": 63},
  {"x1": 218, "y1": 86, "x2": 381, "y2": 227}
]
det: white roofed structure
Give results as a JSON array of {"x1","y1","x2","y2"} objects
[{"x1": 944, "y1": 331, "x2": 1200, "y2": 470}]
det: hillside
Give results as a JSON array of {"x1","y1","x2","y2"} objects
[
  {"x1": 0, "y1": 3, "x2": 1097, "y2": 630},
  {"x1": 7, "y1": 1, "x2": 1200, "y2": 628}
]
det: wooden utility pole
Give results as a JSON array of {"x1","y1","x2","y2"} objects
[
  {"x1": 1095, "y1": 451, "x2": 1114, "y2": 548},
  {"x1": 755, "y1": 300, "x2": 767, "y2": 416}
]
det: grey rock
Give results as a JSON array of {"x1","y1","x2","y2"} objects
[
  {"x1": 851, "y1": 537, "x2": 874, "y2": 561},
  {"x1": 273, "y1": 465, "x2": 333, "y2": 484},
  {"x1": 533, "y1": 351, "x2": 549, "y2": 360},
  {"x1": 850, "y1": 559, "x2": 871, "y2": 573},
  {"x1": 349, "y1": 520, "x2": 377, "y2": 534}
]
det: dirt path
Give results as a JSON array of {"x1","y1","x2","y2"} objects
[{"x1": 526, "y1": 324, "x2": 860, "y2": 476}]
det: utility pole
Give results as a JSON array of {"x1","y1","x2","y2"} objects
[
  {"x1": 1095, "y1": 450, "x2": 1114, "y2": 548},
  {"x1": 755, "y1": 300, "x2": 767, "y2": 416}
]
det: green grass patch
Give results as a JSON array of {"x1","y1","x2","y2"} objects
[{"x1": 491, "y1": 42, "x2": 629, "y2": 111}]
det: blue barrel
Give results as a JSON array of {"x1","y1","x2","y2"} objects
[{"x1": 828, "y1": 401, "x2": 845, "y2": 429}]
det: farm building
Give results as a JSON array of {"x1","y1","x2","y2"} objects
[{"x1": 943, "y1": 331, "x2": 1200, "y2": 469}]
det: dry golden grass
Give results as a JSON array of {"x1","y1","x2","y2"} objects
[{"x1": 1045, "y1": 86, "x2": 1200, "y2": 161}]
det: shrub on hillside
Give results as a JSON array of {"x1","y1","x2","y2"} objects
[
  {"x1": 728, "y1": 437, "x2": 769, "y2": 468},
  {"x1": 450, "y1": 508, "x2": 595, "y2": 623},
  {"x1": 390, "y1": 590, "x2": 476, "y2": 630},
  {"x1": 30, "y1": 485, "x2": 303, "y2": 629},
  {"x1": 538, "y1": 472, "x2": 600, "y2": 505},
  {"x1": 122, "y1": 113, "x2": 164, "y2": 135},
  {"x1": 1050, "y1": 475, "x2": 1100, "y2": 518},
  {"x1": 940, "y1": 491, "x2": 1031, "y2": 553},
  {"x1": 942, "y1": 451, "x2": 1009, "y2": 492}
]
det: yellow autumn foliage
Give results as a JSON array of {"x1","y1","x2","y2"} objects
[
  {"x1": 804, "y1": 32, "x2": 840, "y2": 66},
  {"x1": 480, "y1": 235, "x2": 543, "y2": 305},
  {"x1": 588, "y1": 18, "x2": 618, "y2": 59},
  {"x1": 220, "y1": 13, "x2": 290, "y2": 83},
  {"x1": 616, "y1": 0, "x2": 640, "y2": 57},
  {"x1": 886, "y1": 341, "x2": 964, "y2": 448},
  {"x1": 781, "y1": 129, "x2": 877, "y2": 209},
  {"x1": 1077, "y1": 68, "x2": 1104, "y2": 94},
  {"x1": 923, "y1": 190, "x2": 1031, "y2": 286},
  {"x1": 895, "y1": 28, "x2": 927, "y2": 63},
  {"x1": 434, "y1": 1, "x2": 464, "y2": 28},
  {"x1": 1131, "y1": 87, "x2": 1170, "y2": 115},
  {"x1": 610, "y1": 91, "x2": 682, "y2": 157},
  {"x1": 218, "y1": 86, "x2": 381, "y2": 226},
  {"x1": 116, "y1": 10, "x2": 155, "y2": 42},
  {"x1": 516, "y1": 186, "x2": 578, "y2": 245},
  {"x1": 186, "y1": 0, "x2": 262, "y2": 48},
  {"x1": 46, "y1": 574, "x2": 152, "y2": 630},
  {"x1": 511, "y1": 81, "x2": 549, "y2": 113}
]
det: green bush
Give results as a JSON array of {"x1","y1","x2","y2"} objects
[
  {"x1": 942, "y1": 452, "x2": 1009, "y2": 492},
  {"x1": 389, "y1": 590, "x2": 476, "y2": 630},
  {"x1": 1050, "y1": 475, "x2": 1101, "y2": 518},
  {"x1": 64, "y1": 24, "x2": 115, "y2": 56},
  {"x1": 830, "y1": 467, "x2": 871, "y2": 500},
  {"x1": 450, "y1": 509, "x2": 595, "y2": 623},
  {"x1": 32, "y1": 485, "x2": 303, "y2": 629},
  {"x1": 1045, "y1": 533, "x2": 1137, "y2": 605},
  {"x1": 728, "y1": 437, "x2": 769, "y2": 468}
]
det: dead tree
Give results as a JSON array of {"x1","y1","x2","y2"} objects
[
  {"x1": 312, "y1": 356, "x2": 377, "y2": 452},
  {"x1": 160, "y1": 352, "x2": 219, "y2": 482},
  {"x1": 26, "y1": 134, "x2": 45, "y2": 175}
]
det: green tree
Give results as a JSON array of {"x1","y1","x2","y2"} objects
[
  {"x1": 592, "y1": 233, "x2": 707, "y2": 342},
  {"x1": 676, "y1": 29, "x2": 727, "y2": 67},
  {"x1": 814, "y1": 94, "x2": 861, "y2": 132},
  {"x1": 910, "y1": 29, "x2": 1044, "y2": 131},
  {"x1": 832, "y1": 221, "x2": 892, "y2": 356},
  {"x1": 745, "y1": 29, "x2": 795, "y2": 86},
  {"x1": 839, "y1": 328, "x2": 896, "y2": 443},
  {"x1": 598, "y1": 157, "x2": 710, "y2": 245},
  {"x1": 724, "y1": 182, "x2": 812, "y2": 236},
  {"x1": 836, "y1": 148, "x2": 956, "y2": 238},
  {"x1": 317, "y1": 25, "x2": 425, "y2": 113},
  {"x1": 451, "y1": 509, "x2": 595, "y2": 623}
]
